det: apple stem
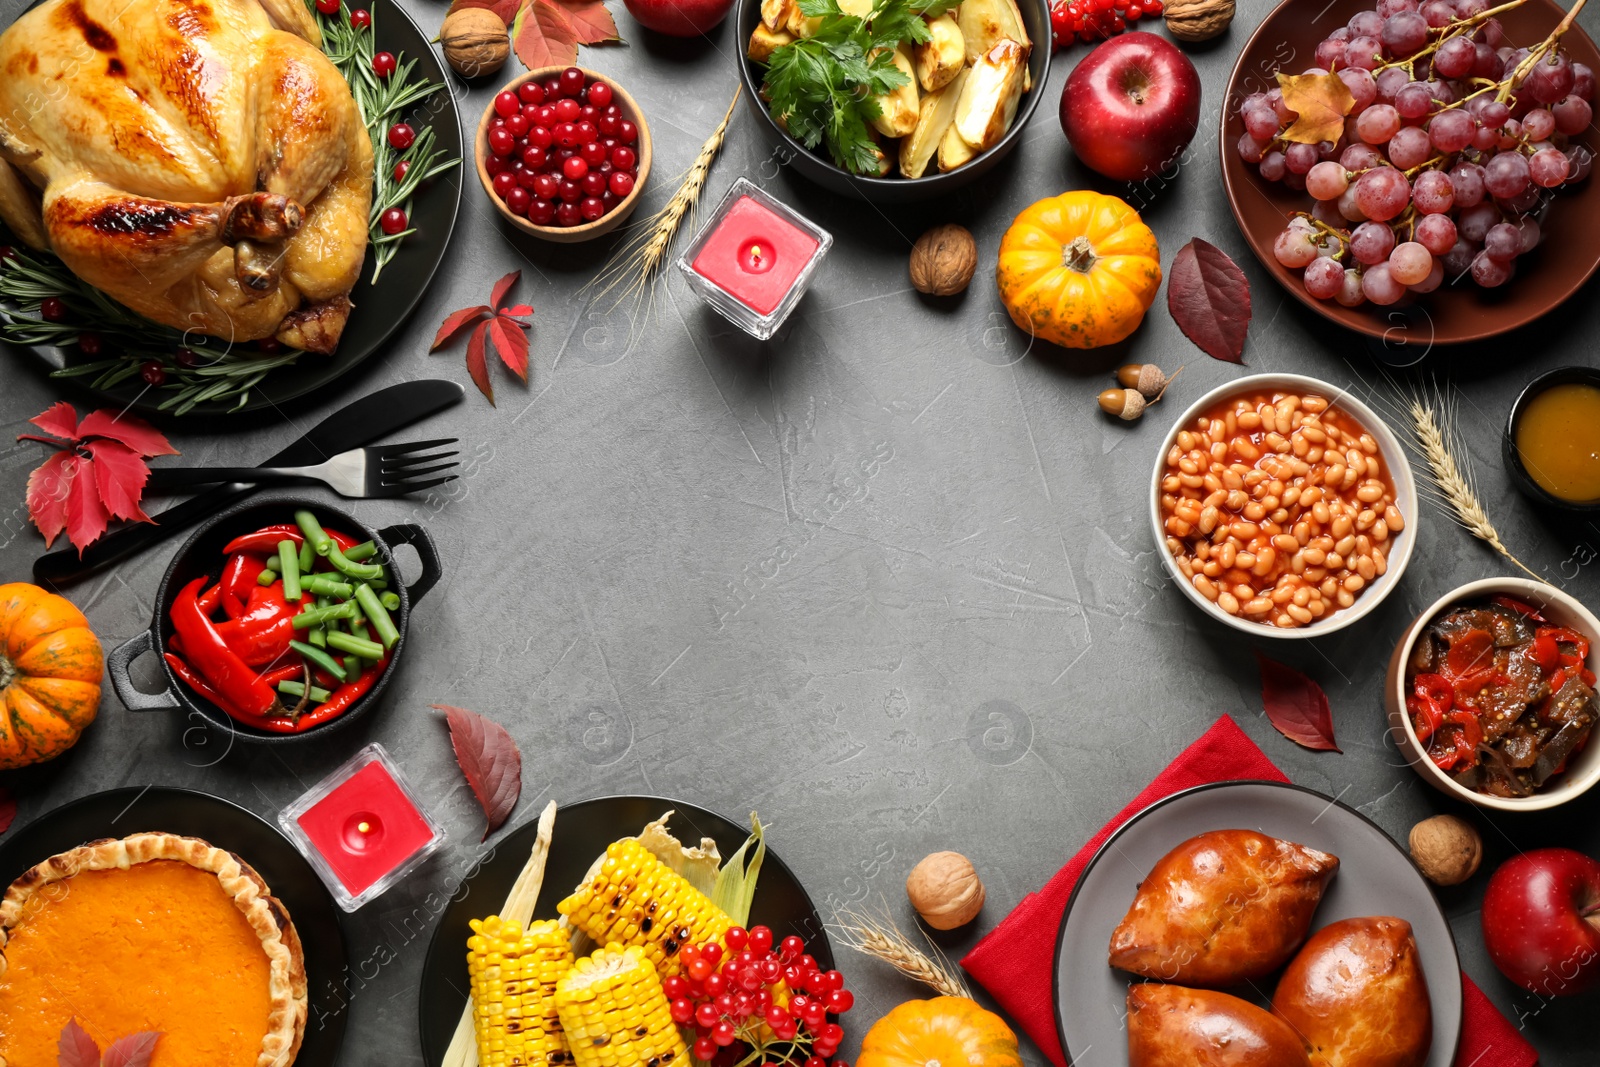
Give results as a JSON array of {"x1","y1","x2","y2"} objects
[{"x1": 1062, "y1": 236, "x2": 1098, "y2": 273}]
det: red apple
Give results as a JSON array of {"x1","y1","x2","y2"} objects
[
  {"x1": 622, "y1": 0, "x2": 733, "y2": 36},
  {"x1": 1481, "y1": 848, "x2": 1600, "y2": 996},
  {"x1": 1059, "y1": 31, "x2": 1202, "y2": 183}
]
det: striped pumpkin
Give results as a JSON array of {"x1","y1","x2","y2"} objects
[{"x1": 0, "y1": 583, "x2": 102, "y2": 768}]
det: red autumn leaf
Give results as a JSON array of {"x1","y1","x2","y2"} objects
[
  {"x1": 86, "y1": 440, "x2": 152, "y2": 523},
  {"x1": 488, "y1": 314, "x2": 530, "y2": 381},
  {"x1": 466, "y1": 320, "x2": 494, "y2": 403},
  {"x1": 515, "y1": 0, "x2": 580, "y2": 70},
  {"x1": 100, "y1": 1032, "x2": 162, "y2": 1067},
  {"x1": 1257, "y1": 652, "x2": 1341, "y2": 753},
  {"x1": 431, "y1": 305, "x2": 491, "y2": 350},
  {"x1": 502, "y1": 304, "x2": 535, "y2": 320},
  {"x1": 76, "y1": 411, "x2": 179, "y2": 457},
  {"x1": 56, "y1": 1019, "x2": 100, "y2": 1067},
  {"x1": 26, "y1": 451, "x2": 73, "y2": 549},
  {"x1": 0, "y1": 787, "x2": 15, "y2": 836},
  {"x1": 556, "y1": 0, "x2": 620, "y2": 45},
  {"x1": 435, "y1": 704, "x2": 523, "y2": 840},
  {"x1": 66, "y1": 460, "x2": 109, "y2": 551},
  {"x1": 490, "y1": 269, "x2": 521, "y2": 311},
  {"x1": 1168, "y1": 238, "x2": 1252, "y2": 364},
  {"x1": 30, "y1": 401, "x2": 80, "y2": 443},
  {"x1": 447, "y1": 0, "x2": 523, "y2": 24}
]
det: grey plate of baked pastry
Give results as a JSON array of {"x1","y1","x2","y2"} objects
[{"x1": 1053, "y1": 780, "x2": 1460, "y2": 1067}]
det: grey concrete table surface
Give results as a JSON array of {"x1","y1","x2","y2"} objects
[{"x1": 4, "y1": 0, "x2": 1600, "y2": 1061}]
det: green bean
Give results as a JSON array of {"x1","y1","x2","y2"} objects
[
  {"x1": 325, "y1": 541, "x2": 384, "y2": 581},
  {"x1": 343, "y1": 540, "x2": 378, "y2": 562},
  {"x1": 291, "y1": 602, "x2": 360, "y2": 630},
  {"x1": 327, "y1": 631, "x2": 385, "y2": 659},
  {"x1": 380, "y1": 591, "x2": 401, "y2": 611},
  {"x1": 265, "y1": 555, "x2": 282, "y2": 571},
  {"x1": 297, "y1": 538, "x2": 316, "y2": 573},
  {"x1": 302, "y1": 574, "x2": 355, "y2": 599},
  {"x1": 354, "y1": 583, "x2": 399, "y2": 649},
  {"x1": 290, "y1": 639, "x2": 348, "y2": 683},
  {"x1": 278, "y1": 540, "x2": 302, "y2": 601},
  {"x1": 295, "y1": 510, "x2": 334, "y2": 556},
  {"x1": 344, "y1": 655, "x2": 363, "y2": 678},
  {"x1": 277, "y1": 680, "x2": 332, "y2": 703},
  {"x1": 350, "y1": 618, "x2": 370, "y2": 642},
  {"x1": 256, "y1": 568, "x2": 275, "y2": 586}
]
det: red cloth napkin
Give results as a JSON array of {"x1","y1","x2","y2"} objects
[{"x1": 960, "y1": 714, "x2": 1538, "y2": 1067}]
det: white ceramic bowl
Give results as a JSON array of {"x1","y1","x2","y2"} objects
[
  {"x1": 1385, "y1": 577, "x2": 1600, "y2": 812},
  {"x1": 1148, "y1": 373, "x2": 1418, "y2": 639}
]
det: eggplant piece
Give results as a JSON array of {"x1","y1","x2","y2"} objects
[
  {"x1": 1501, "y1": 728, "x2": 1541, "y2": 769},
  {"x1": 1534, "y1": 719, "x2": 1593, "y2": 785},
  {"x1": 1410, "y1": 632, "x2": 1440, "y2": 675},
  {"x1": 1468, "y1": 745, "x2": 1533, "y2": 797},
  {"x1": 1488, "y1": 604, "x2": 1536, "y2": 646},
  {"x1": 1544, "y1": 675, "x2": 1597, "y2": 727},
  {"x1": 1435, "y1": 607, "x2": 1500, "y2": 641}
]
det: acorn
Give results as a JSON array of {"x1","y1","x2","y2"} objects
[
  {"x1": 1099, "y1": 388, "x2": 1147, "y2": 421},
  {"x1": 1116, "y1": 363, "x2": 1177, "y2": 399}
]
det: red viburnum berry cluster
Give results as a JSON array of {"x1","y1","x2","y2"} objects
[
  {"x1": 665, "y1": 925, "x2": 855, "y2": 1067},
  {"x1": 1049, "y1": 0, "x2": 1165, "y2": 50}
]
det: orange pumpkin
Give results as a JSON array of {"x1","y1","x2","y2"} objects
[
  {"x1": 997, "y1": 191, "x2": 1162, "y2": 349},
  {"x1": 0, "y1": 583, "x2": 103, "y2": 769},
  {"x1": 857, "y1": 997, "x2": 1023, "y2": 1067}
]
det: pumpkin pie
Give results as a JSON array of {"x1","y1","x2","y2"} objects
[{"x1": 0, "y1": 832, "x2": 307, "y2": 1067}]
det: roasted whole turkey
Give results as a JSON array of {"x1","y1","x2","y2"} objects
[{"x1": 0, "y1": 0, "x2": 372, "y2": 353}]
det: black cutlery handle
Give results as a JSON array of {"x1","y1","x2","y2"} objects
[
  {"x1": 147, "y1": 468, "x2": 305, "y2": 489},
  {"x1": 32, "y1": 484, "x2": 257, "y2": 588}
]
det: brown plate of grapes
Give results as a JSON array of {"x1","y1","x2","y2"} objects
[{"x1": 1220, "y1": 0, "x2": 1600, "y2": 345}]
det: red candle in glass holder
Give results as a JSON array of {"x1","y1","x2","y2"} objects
[
  {"x1": 690, "y1": 194, "x2": 820, "y2": 315},
  {"x1": 281, "y1": 744, "x2": 445, "y2": 910}
]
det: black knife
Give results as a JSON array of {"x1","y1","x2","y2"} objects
[{"x1": 32, "y1": 379, "x2": 466, "y2": 588}]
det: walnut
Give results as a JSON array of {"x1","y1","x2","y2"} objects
[
  {"x1": 909, "y1": 224, "x2": 977, "y2": 297},
  {"x1": 1409, "y1": 815, "x2": 1482, "y2": 886},
  {"x1": 906, "y1": 851, "x2": 985, "y2": 929},
  {"x1": 1163, "y1": 0, "x2": 1234, "y2": 41},
  {"x1": 441, "y1": 8, "x2": 509, "y2": 79}
]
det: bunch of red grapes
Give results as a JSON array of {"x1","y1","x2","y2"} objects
[
  {"x1": 665, "y1": 926, "x2": 854, "y2": 1067},
  {"x1": 1236, "y1": 0, "x2": 1594, "y2": 306},
  {"x1": 485, "y1": 67, "x2": 642, "y2": 228},
  {"x1": 1049, "y1": 0, "x2": 1165, "y2": 49}
]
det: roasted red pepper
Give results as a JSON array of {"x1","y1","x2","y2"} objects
[
  {"x1": 223, "y1": 524, "x2": 304, "y2": 556},
  {"x1": 170, "y1": 577, "x2": 280, "y2": 719},
  {"x1": 164, "y1": 652, "x2": 245, "y2": 718},
  {"x1": 214, "y1": 583, "x2": 295, "y2": 667},
  {"x1": 255, "y1": 656, "x2": 388, "y2": 733},
  {"x1": 260, "y1": 663, "x2": 307, "y2": 688},
  {"x1": 1531, "y1": 630, "x2": 1561, "y2": 673},
  {"x1": 197, "y1": 583, "x2": 223, "y2": 618},
  {"x1": 1408, "y1": 693, "x2": 1446, "y2": 743},
  {"x1": 1446, "y1": 628, "x2": 1496, "y2": 678},
  {"x1": 1413, "y1": 673, "x2": 1453, "y2": 712},
  {"x1": 1492, "y1": 594, "x2": 1546, "y2": 621},
  {"x1": 220, "y1": 552, "x2": 265, "y2": 618}
]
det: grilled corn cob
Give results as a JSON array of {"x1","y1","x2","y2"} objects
[
  {"x1": 557, "y1": 838, "x2": 731, "y2": 976},
  {"x1": 555, "y1": 943, "x2": 687, "y2": 1067},
  {"x1": 468, "y1": 916, "x2": 575, "y2": 1067}
]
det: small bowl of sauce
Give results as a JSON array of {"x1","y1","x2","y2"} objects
[{"x1": 1505, "y1": 367, "x2": 1600, "y2": 511}]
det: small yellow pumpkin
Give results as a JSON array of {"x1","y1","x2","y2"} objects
[
  {"x1": 857, "y1": 997, "x2": 1023, "y2": 1067},
  {"x1": 997, "y1": 191, "x2": 1162, "y2": 350},
  {"x1": 0, "y1": 582, "x2": 103, "y2": 769}
]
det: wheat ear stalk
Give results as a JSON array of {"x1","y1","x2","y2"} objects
[
  {"x1": 584, "y1": 88, "x2": 741, "y2": 316},
  {"x1": 1408, "y1": 397, "x2": 1540, "y2": 581},
  {"x1": 829, "y1": 904, "x2": 972, "y2": 999}
]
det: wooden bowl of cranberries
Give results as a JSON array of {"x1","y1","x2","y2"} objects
[{"x1": 475, "y1": 66, "x2": 652, "y2": 242}]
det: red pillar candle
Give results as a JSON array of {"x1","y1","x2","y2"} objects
[
  {"x1": 278, "y1": 744, "x2": 446, "y2": 911},
  {"x1": 678, "y1": 178, "x2": 832, "y2": 340}
]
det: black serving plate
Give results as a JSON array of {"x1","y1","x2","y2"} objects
[
  {"x1": 0, "y1": 0, "x2": 462, "y2": 417},
  {"x1": 0, "y1": 786, "x2": 349, "y2": 1066},
  {"x1": 418, "y1": 795, "x2": 835, "y2": 1066}
]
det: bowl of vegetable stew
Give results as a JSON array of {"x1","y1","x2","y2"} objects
[
  {"x1": 1386, "y1": 578, "x2": 1600, "y2": 812},
  {"x1": 105, "y1": 497, "x2": 441, "y2": 745},
  {"x1": 734, "y1": 0, "x2": 1052, "y2": 202},
  {"x1": 1149, "y1": 373, "x2": 1417, "y2": 639}
]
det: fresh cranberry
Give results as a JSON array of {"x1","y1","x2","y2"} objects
[
  {"x1": 393, "y1": 159, "x2": 411, "y2": 182},
  {"x1": 608, "y1": 170, "x2": 635, "y2": 198},
  {"x1": 485, "y1": 154, "x2": 508, "y2": 176},
  {"x1": 580, "y1": 140, "x2": 608, "y2": 166},
  {"x1": 388, "y1": 123, "x2": 415, "y2": 150},
  {"x1": 518, "y1": 81, "x2": 545, "y2": 105},
  {"x1": 534, "y1": 104, "x2": 556, "y2": 127},
  {"x1": 533, "y1": 173, "x2": 560, "y2": 199},
  {"x1": 315, "y1": 0, "x2": 338, "y2": 13},
  {"x1": 581, "y1": 171, "x2": 607, "y2": 196},
  {"x1": 576, "y1": 120, "x2": 598, "y2": 143},
  {"x1": 522, "y1": 145, "x2": 548, "y2": 170},
  {"x1": 558, "y1": 178, "x2": 583, "y2": 202},
  {"x1": 527, "y1": 125, "x2": 553, "y2": 149},
  {"x1": 488, "y1": 127, "x2": 515, "y2": 156},
  {"x1": 587, "y1": 81, "x2": 613, "y2": 108},
  {"x1": 78, "y1": 332, "x2": 104, "y2": 356},
  {"x1": 493, "y1": 172, "x2": 517, "y2": 199},
  {"x1": 541, "y1": 76, "x2": 562, "y2": 99},
  {"x1": 598, "y1": 115, "x2": 620, "y2": 136},
  {"x1": 516, "y1": 166, "x2": 541, "y2": 190},
  {"x1": 562, "y1": 155, "x2": 589, "y2": 180},
  {"x1": 617, "y1": 119, "x2": 638, "y2": 143},
  {"x1": 506, "y1": 113, "x2": 529, "y2": 138},
  {"x1": 175, "y1": 347, "x2": 202, "y2": 368},
  {"x1": 506, "y1": 186, "x2": 531, "y2": 216},
  {"x1": 559, "y1": 66, "x2": 585, "y2": 97},
  {"x1": 528, "y1": 198, "x2": 556, "y2": 225},
  {"x1": 494, "y1": 91, "x2": 520, "y2": 118},
  {"x1": 556, "y1": 201, "x2": 582, "y2": 226},
  {"x1": 611, "y1": 145, "x2": 636, "y2": 171},
  {"x1": 39, "y1": 297, "x2": 66, "y2": 322},
  {"x1": 554, "y1": 97, "x2": 581, "y2": 123},
  {"x1": 372, "y1": 51, "x2": 397, "y2": 77},
  {"x1": 140, "y1": 360, "x2": 167, "y2": 385},
  {"x1": 579, "y1": 196, "x2": 605, "y2": 221},
  {"x1": 257, "y1": 338, "x2": 282, "y2": 353},
  {"x1": 349, "y1": 7, "x2": 370, "y2": 27},
  {"x1": 554, "y1": 122, "x2": 580, "y2": 148},
  {"x1": 379, "y1": 207, "x2": 407, "y2": 235}
]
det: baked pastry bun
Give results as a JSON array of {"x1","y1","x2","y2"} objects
[{"x1": 1127, "y1": 983, "x2": 1311, "y2": 1067}]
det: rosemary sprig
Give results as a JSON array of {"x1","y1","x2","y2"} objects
[{"x1": 0, "y1": 0, "x2": 457, "y2": 414}]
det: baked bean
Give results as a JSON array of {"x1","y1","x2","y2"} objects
[
  {"x1": 1356, "y1": 555, "x2": 1376, "y2": 581},
  {"x1": 1199, "y1": 506, "x2": 1220, "y2": 535},
  {"x1": 1372, "y1": 520, "x2": 1388, "y2": 543},
  {"x1": 1178, "y1": 431, "x2": 1195, "y2": 451},
  {"x1": 1344, "y1": 573, "x2": 1365, "y2": 592},
  {"x1": 1384, "y1": 504, "x2": 1404, "y2": 531},
  {"x1": 1195, "y1": 574, "x2": 1220, "y2": 601},
  {"x1": 1302, "y1": 546, "x2": 1327, "y2": 566},
  {"x1": 1287, "y1": 604, "x2": 1313, "y2": 624},
  {"x1": 1337, "y1": 589, "x2": 1355, "y2": 608},
  {"x1": 1217, "y1": 542, "x2": 1236, "y2": 569},
  {"x1": 1180, "y1": 473, "x2": 1204, "y2": 489},
  {"x1": 1325, "y1": 552, "x2": 1344, "y2": 570},
  {"x1": 1236, "y1": 551, "x2": 1257, "y2": 569},
  {"x1": 1219, "y1": 591, "x2": 1240, "y2": 615},
  {"x1": 1356, "y1": 483, "x2": 1384, "y2": 504},
  {"x1": 1253, "y1": 547, "x2": 1277, "y2": 576},
  {"x1": 1244, "y1": 597, "x2": 1274, "y2": 614}
]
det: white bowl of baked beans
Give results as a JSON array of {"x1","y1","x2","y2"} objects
[{"x1": 1149, "y1": 373, "x2": 1417, "y2": 637}]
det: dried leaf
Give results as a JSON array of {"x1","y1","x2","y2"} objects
[
  {"x1": 56, "y1": 1020, "x2": 99, "y2": 1067},
  {"x1": 1276, "y1": 70, "x2": 1355, "y2": 146},
  {"x1": 466, "y1": 320, "x2": 494, "y2": 403},
  {"x1": 1257, "y1": 652, "x2": 1341, "y2": 753},
  {"x1": 0, "y1": 787, "x2": 14, "y2": 836},
  {"x1": 1167, "y1": 238, "x2": 1251, "y2": 364},
  {"x1": 101, "y1": 1032, "x2": 162, "y2": 1067},
  {"x1": 26, "y1": 451, "x2": 73, "y2": 550},
  {"x1": 514, "y1": 0, "x2": 580, "y2": 70},
  {"x1": 76, "y1": 411, "x2": 179, "y2": 457},
  {"x1": 489, "y1": 314, "x2": 530, "y2": 381},
  {"x1": 30, "y1": 402, "x2": 80, "y2": 443},
  {"x1": 436, "y1": 704, "x2": 523, "y2": 840},
  {"x1": 490, "y1": 270, "x2": 521, "y2": 312},
  {"x1": 431, "y1": 305, "x2": 490, "y2": 350},
  {"x1": 556, "y1": 0, "x2": 620, "y2": 44},
  {"x1": 86, "y1": 440, "x2": 152, "y2": 524}
]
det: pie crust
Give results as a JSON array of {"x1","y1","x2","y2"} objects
[{"x1": 0, "y1": 832, "x2": 308, "y2": 1067}]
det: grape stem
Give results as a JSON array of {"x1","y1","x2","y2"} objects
[
  {"x1": 1496, "y1": 0, "x2": 1589, "y2": 102},
  {"x1": 1370, "y1": 0, "x2": 1527, "y2": 77},
  {"x1": 1297, "y1": 214, "x2": 1353, "y2": 255}
]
